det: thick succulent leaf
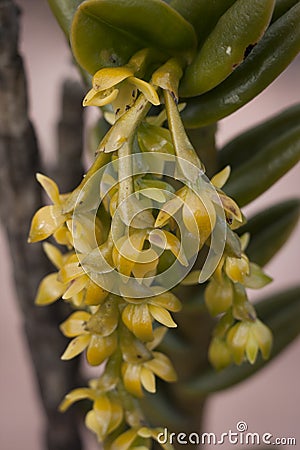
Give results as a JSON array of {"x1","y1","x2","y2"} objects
[
  {"x1": 224, "y1": 125, "x2": 300, "y2": 206},
  {"x1": 180, "y1": 0, "x2": 275, "y2": 97},
  {"x1": 181, "y1": 286, "x2": 300, "y2": 396},
  {"x1": 272, "y1": 0, "x2": 300, "y2": 21},
  {"x1": 48, "y1": 0, "x2": 83, "y2": 36},
  {"x1": 238, "y1": 199, "x2": 300, "y2": 267},
  {"x1": 182, "y1": 3, "x2": 300, "y2": 127},
  {"x1": 218, "y1": 103, "x2": 300, "y2": 170},
  {"x1": 71, "y1": 0, "x2": 197, "y2": 74},
  {"x1": 170, "y1": 0, "x2": 236, "y2": 44}
]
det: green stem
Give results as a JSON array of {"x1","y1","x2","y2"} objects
[{"x1": 164, "y1": 90, "x2": 204, "y2": 183}]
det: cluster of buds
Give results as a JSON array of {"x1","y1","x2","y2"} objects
[{"x1": 29, "y1": 51, "x2": 272, "y2": 448}]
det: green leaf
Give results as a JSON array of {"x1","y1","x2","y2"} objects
[
  {"x1": 170, "y1": 0, "x2": 236, "y2": 44},
  {"x1": 182, "y1": 3, "x2": 300, "y2": 127},
  {"x1": 239, "y1": 199, "x2": 300, "y2": 267},
  {"x1": 224, "y1": 125, "x2": 300, "y2": 206},
  {"x1": 47, "y1": 0, "x2": 83, "y2": 37},
  {"x1": 272, "y1": 0, "x2": 300, "y2": 21},
  {"x1": 181, "y1": 286, "x2": 300, "y2": 397},
  {"x1": 71, "y1": 0, "x2": 197, "y2": 74},
  {"x1": 180, "y1": 0, "x2": 275, "y2": 97},
  {"x1": 218, "y1": 103, "x2": 300, "y2": 171}
]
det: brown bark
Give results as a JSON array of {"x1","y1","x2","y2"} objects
[{"x1": 0, "y1": 2, "x2": 84, "y2": 449}]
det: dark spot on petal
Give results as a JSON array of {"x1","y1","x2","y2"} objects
[
  {"x1": 115, "y1": 108, "x2": 120, "y2": 115},
  {"x1": 125, "y1": 104, "x2": 131, "y2": 111},
  {"x1": 110, "y1": 54, "x2": 118, "y2": 64}
]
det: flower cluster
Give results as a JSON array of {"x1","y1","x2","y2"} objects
[{"x1": 29, "y1": 53, "x2": 272, "y2": 447}]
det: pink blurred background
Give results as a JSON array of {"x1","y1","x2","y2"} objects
[{"x1": 0, "y1": 1, "x2": 299, "y2": 449}]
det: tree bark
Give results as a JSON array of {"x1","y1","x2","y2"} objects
[{"x1": 0, "y1": 2, "x2": 84, "y2": 449}]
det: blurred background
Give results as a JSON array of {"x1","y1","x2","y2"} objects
[{"x1": 0, "y1": 1, "x2": 299, "y2": 449}]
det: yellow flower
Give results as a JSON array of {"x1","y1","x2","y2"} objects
[
  {"x1": 83, "y1": 65, "x2": 160, "y2": 116},
  {"x1": 112, "y1": 227, "x2": 188, "y2": 280},
  {"x1": 28, "y1": 173, "x2": 72, "y2": 243},
  {"x1": 120, "y1": 327, "x2": 177, "y2": 398},
  {"x1": 35, "y1": 243, "x2": 108, "y2": 307},
  {"x1": 226, "y1": 319, "x2": 273, "y2": 365},
  {"x1": 60, "y1": 379, "x2": 123, "y2": 443},
  {"x1": 211, "y1": 166, "x2": 243, "y2": 228},
  {"x1": 122, "y1": 292, "x2": 181, "y2": 342},
  {"x1": 155, "y1": 186, "x2": 216, "y2": 247},
  {"x1": 208, "y1": 336, "x2": 233, "y2": 370},
  {"x1": 205, "y1": 276, "x2": 234, "y2": 317},
  {"x1": 60, "y1": 296, "x2": 119, "y2": 365}
]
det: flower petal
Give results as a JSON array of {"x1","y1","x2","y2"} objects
[
  {"x1": 145, "y1": 351, "x2": 177, "y2": 382},
  {"x1": 211, "y1": 166, "x2": 231, "y2": 188},
  {"x1": 61, "y1": 334, "x2": 90, "y2": 360},
  {"x1": 243, "y1": 263, "x2": 272, "y2": 289},
  {"x1": 129, "y1": 77, "x2": 160, "y2": 105},
  {"x1": 217, "y1": 191, "x2": 243, "y2": 223},
  {"x1": 155, "y1": 195, "x2": 184, "y2": 228},
  {"x1": 83, "y1": 87, "x2": 119, "y2": 107},
  {"x1": 122, "y1": 304, "x2": 154, "y2": 342},
  {"x1": 28, "y1": 205, "x2": 65, "y2": 242},
  {"x1": 226, "y1": 322, "x2": 249, "y2": 365},
  {"x1": 43, "y1": 242, "x2": 64, "y2": 269},
  {"x1": 148, "y1": 305, "x2": 177, "y2": 328},
  {"x1": 86, "y1": 332, "x2": 117, "y2": 366},
  {"x1": 84, "y1": 280, "x2": 109, "y2": 306},
  {"x1": 147, "y1": 327, "x2": 167, "y2": 351},
  {"x1": 111, "y1": 428, "x2": 139, "y2": 450},
  {"x1": 107, "y1": 399, "x2": 124, "y2": 434},
  {"x1": 93, "y1": 66, "x2": 134, "y2": 91},
  {"x1": 59, "y1": 387, "x2": 95, "y2": 412},
  {"x1": 149, "y1": 229, "x2": 188, "y2": 267},
  {"x1": 58, "y1": 261, "x2": 83, "y2": 283},
  {"x1": 62, "y1": 275, "x2": 88, "y2": 299},
  {"x1": 251, "y1": 320, "x2": 273, "y2": 360},
  {"x1": 245, "y1": 333, "x2": 259, "y2": 364},
  {"x1": 225, "y1": 254, "x2": 250, "y2": 283},
  {"x1": 140, "y1": 366, "x2": 156, "y2": 393},
  {"x1": 148, "y1": 292, "x2": 182, "y2": 312},
  {"x1": 205, "y1": 278, "x2": 233, "y2": 317},
  {"x1": 35, "y1": 273, "x2": 66, "y2": 306},
  {"x1": 93, "y1": 395, "x2": 112, "y2": 439},
  {"x1": 60, "y1": 311, "x2": 91, "y2": 337},
  {"x1": 36, "y1": 173, "x2": 60, "y2": 204},
  {"x1": 122, "y1": 363, "x2": 143, "y2": 398}
]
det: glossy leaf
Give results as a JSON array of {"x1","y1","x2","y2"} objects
[
  {"x1": 272, "y1": 0, "x2": 300, "y2": 21},
  {"x1": 170, "y1": 0, "x2": 236, "y2": 44},
  {"x1": 224, "y1": 125, "x2": 300, "y2": 206},
  {"x1": 218, "y1": 103, "x2": 300, "y2": 170},
  {"x1": 238, "y1": 199, "x2": 300, "y2": 267},
  {"x1": 182, "y1": 3, "x2": 300, "y2": 127},
  {"x1": 48, "y1": 0, "x2": 83, "y2": 36},
  {"x1": 181, "y1": 286, "x2": 300, "y2": 396},
  {"x1": 71, "y1": 0, "x2": 197, "y2": 74},
  {"x1": 180, "y1": 0, "x2": 275, "y2": 96}
]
